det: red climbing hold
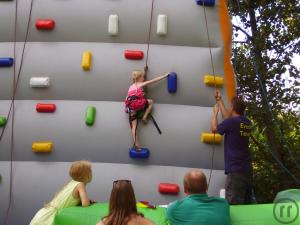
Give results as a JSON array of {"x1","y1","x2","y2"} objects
[
  {"x1": 158, "y1": 183, "x2": 180, "y2": 195},
  {"x1": 36, "y1": 103, "x2": 56, "y2": 113},
  {"x1": 124, "y1": 50, "x2": 144, "y2": 60},
  {"x1": 35, "y1": 19, "x2": 55, "y2": 30}
]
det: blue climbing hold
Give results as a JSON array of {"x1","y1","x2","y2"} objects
[
  {"x1": 129, "y1": 148, "x2": 150, "y2": 159},
  {"x1": 0, "y1": 58, "x2": 13, "y2": 67},
  {"x1": 167, "y1": 72, "x2": 177, "y2": 93},
  {"x1": 195, "y1": 0, "x2": 215, "y2": 7}
]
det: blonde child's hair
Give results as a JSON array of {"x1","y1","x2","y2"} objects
[
  {"x1": 45, "y1": 160, "x2": 92, "y2": 208},
  {"x1": 131, "y1": 70, "x2": 144, "y2": 84},
  {"x1": 69, "y1": 160, "x2": 92, "y2": 183}
]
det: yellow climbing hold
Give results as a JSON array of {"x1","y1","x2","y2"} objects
[
  {"x1": 201, "y1": 133, "x2": 222, "y2": 144},
  {"x1": 81, "y1": 51, "x2": 92, "y2": 71},
  {"x1": 32, "y1": 142, "x2": 53, "y2": 153},
  {"x1": 204, "y1": 75, "x2": 224, "y2": 87},
  {"x1": 136, "y1": 202, "x2": 148, "y2": 208}
]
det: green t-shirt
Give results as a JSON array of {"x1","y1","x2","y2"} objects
[{"x1": 167, "y1": 194, "x2": 230, "y2": 225}]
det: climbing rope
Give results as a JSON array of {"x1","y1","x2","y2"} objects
[
  {"x1": 145, "y1": 0, "x2": 155, "y2": 70},
  {"x1": 2, "y1": 0, "x2": 34, "y2": 224},
  {"x1": 201, "y1": 1, "x2": 218, "y2": 189},
  {"x1": 2, "y1": 0, "x2": 18, "y2": 224},
  {"x1": 0, "y1": 0, "x2": 34, "y2": 142},
  {"x1": 130, "y1": 0, "x2": 160, "y2": 150}
]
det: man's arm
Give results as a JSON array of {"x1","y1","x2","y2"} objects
[
  {"x1": 211, "y1": 104, "x2": 219, "y2": 133},
  {"x1": 214, "y1": 90, "x2": 230, "y2": 120}
]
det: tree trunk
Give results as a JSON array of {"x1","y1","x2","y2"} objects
[{"x1": 248, "y1": 0, "x2": 282, "y2": 161}]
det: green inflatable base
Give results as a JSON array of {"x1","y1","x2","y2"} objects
[
  {"x1": 275, "y1": 189, "x2": 300, "y2": 203},
  {"x1": 54, "y1": 203, "x2": 169, "y2": 225},
  {"x1": 54, "y1": 201, "x2": 300, "y2": 225},
  {"x1": 230, "y1": 202, "x2": 300, "y2": 225}
]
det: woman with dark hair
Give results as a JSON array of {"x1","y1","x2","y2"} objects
[{"x1": 96, "y1": 180, "x2": 155, "y2": 225}]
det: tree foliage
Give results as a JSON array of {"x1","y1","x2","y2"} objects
[{"x1": 228, "y1": 0, "x2": 300, "y2": 203}]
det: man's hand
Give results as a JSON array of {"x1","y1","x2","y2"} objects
[
  {"x1": 214, "y1": 90, "x2": 222, "y2": 101},
  {"x1": 214, "y1": 90, "x2": 230, "y2": 120}
]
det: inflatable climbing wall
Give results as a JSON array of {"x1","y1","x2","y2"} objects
[{"x1": 0, "y1": 0, "x2": 236, "y2": 224}]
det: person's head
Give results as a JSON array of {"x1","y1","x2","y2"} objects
[
  {"x1": 230, "y1": 96, "x2": 246, "y2": 115},
  {"x1": 183, "y1": 170, "x2": 208, "y2": 195},
  {"x1": 104, "y1": 180, "x2": 141, "y2": 225},
  {"x1": 69, "y1": 160, "x2": 92, "y2": 184},
  {"x1": 131, "y1": 70, "x2": 145, "y2": 84}
]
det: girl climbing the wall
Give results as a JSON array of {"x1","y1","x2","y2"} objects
[
  {"x1": 30, "y1": 160, "x2": 94, "y2": 225},
  {"x1": 125, "y1": 69, "x2": 169, "y2": 150}
]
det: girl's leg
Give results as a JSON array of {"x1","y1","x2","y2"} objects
[
  {"x1": 130, "y1": 117, "x2": 141, "y2": 149},
  {"x1": 142, "y1": 99, "x2": 153, "y2": 123}
]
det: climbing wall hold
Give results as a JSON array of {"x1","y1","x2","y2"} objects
[
  {"x1": 85, "y1": 106, "x2": 96, "y2": 126},
  {"x1": 35, "y1": 19, "x2": 55, "y2": 30},
  {"x1": 158, "y1": 183, "x2": 180, "y2": 195},
  {"x1": 195, "y1": 0, "x2": 215, "y2": 7},
  {"x1": 201, "y1": 132, "x2": 222, "y2": 144},
  {"x1": 108, "y1": 14, "x2": 119, "y2": 36},
  {"x1": 32, "y1": 142, "x2": 53, "y2": 153},
  {"x1": 157, "y1": 14, "x2": 167, "y2": 36},
  {"x1": 36, "y1": 103, "x2": 56, "y2": 113},
  {"x1": 129, "y1": 147, "x2": 150, "y2": 158},
  {"x1": 124, "y1": 50, "x2": 144, "y2": 60},
  {"x1": 0, "y1": 57, "x2": 13, "y2": 67},
  {"x1": 30, "y1": 77, "x2": 50, "y2": 88},
  {"x1": 136, "y1": 202, "x2": 148, "y2": 208},
  {"x1": 81, "y1": 51, "x2": 92, "y2": 71},
  {"x1": 204, "y1": 75, "x2": 224, "y2": 87},
  {"x1": 138, "y1": 201, "x2": 156, "y2": 209},
  {"x1": 167, "y1": 72, "x2": 177, "y2": 93},
  {"x1": 0, "y1": 116, "x2": 7, "y2": 127}
]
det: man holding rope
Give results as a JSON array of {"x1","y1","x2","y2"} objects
[{"x1": 211, "y1": 90, "x2": 254, "y2": 205}]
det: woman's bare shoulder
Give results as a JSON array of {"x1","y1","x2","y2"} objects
[
  {"x1": 96, "y1": 220, "x2": 104, "y2": 225},
  {"x1": 139, "y1": 216, "x2": 156, "y2": 225}
]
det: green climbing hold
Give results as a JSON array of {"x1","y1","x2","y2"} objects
[
  {"x1": 85, "y1": 106, "x2": 96, "y2": 126},
  {"x1": 0, "y1": 116, "x2": 7, "y2": 127}
]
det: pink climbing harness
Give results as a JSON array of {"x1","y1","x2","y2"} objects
[
  {"x1": 125, "y1": 84, "x2": 162, "y2": 142},
  {"x1": 125, "y1": 84, "x2": 148, "y2": 113}
]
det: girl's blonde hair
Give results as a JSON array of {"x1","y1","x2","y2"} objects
[
  {"x1": 69, "y1": 160, "x2": 92, "y2": 183},
  {"x1": 131, "y1": 70, "x2": 144, "y2": 84},
  {"x1": 45, "y1": 160, "x2": 92, "y2": 208}
]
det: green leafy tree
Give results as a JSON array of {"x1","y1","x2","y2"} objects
[{"x1": 228, "y1": 0, "x2": 300, "y2": 202}]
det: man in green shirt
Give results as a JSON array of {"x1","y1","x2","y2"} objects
[{"x1": 167, "y1": 170, "x2": 230, "y2": 225}]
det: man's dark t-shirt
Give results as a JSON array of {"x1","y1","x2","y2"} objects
[{"x1": 217, "y1": 115, "x2": 252, "y2": 174}]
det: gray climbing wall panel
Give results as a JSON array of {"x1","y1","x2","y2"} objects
[{"x1": 0, "y1": 0, "x2": 235, "y2": 224}]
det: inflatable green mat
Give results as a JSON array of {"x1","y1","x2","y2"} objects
[
  {"x1": 54, "y1": 203, "x2": 170, "y2": 225},
  {"x1": 274, "y1": 189, "x2": 300, "y2": 202},
  {"x1": 230, "y1": 202, "x2": 300, "y2": 225},
  {"x1": 54, "y1": 202, "x2": 300, "y2": 225}
]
